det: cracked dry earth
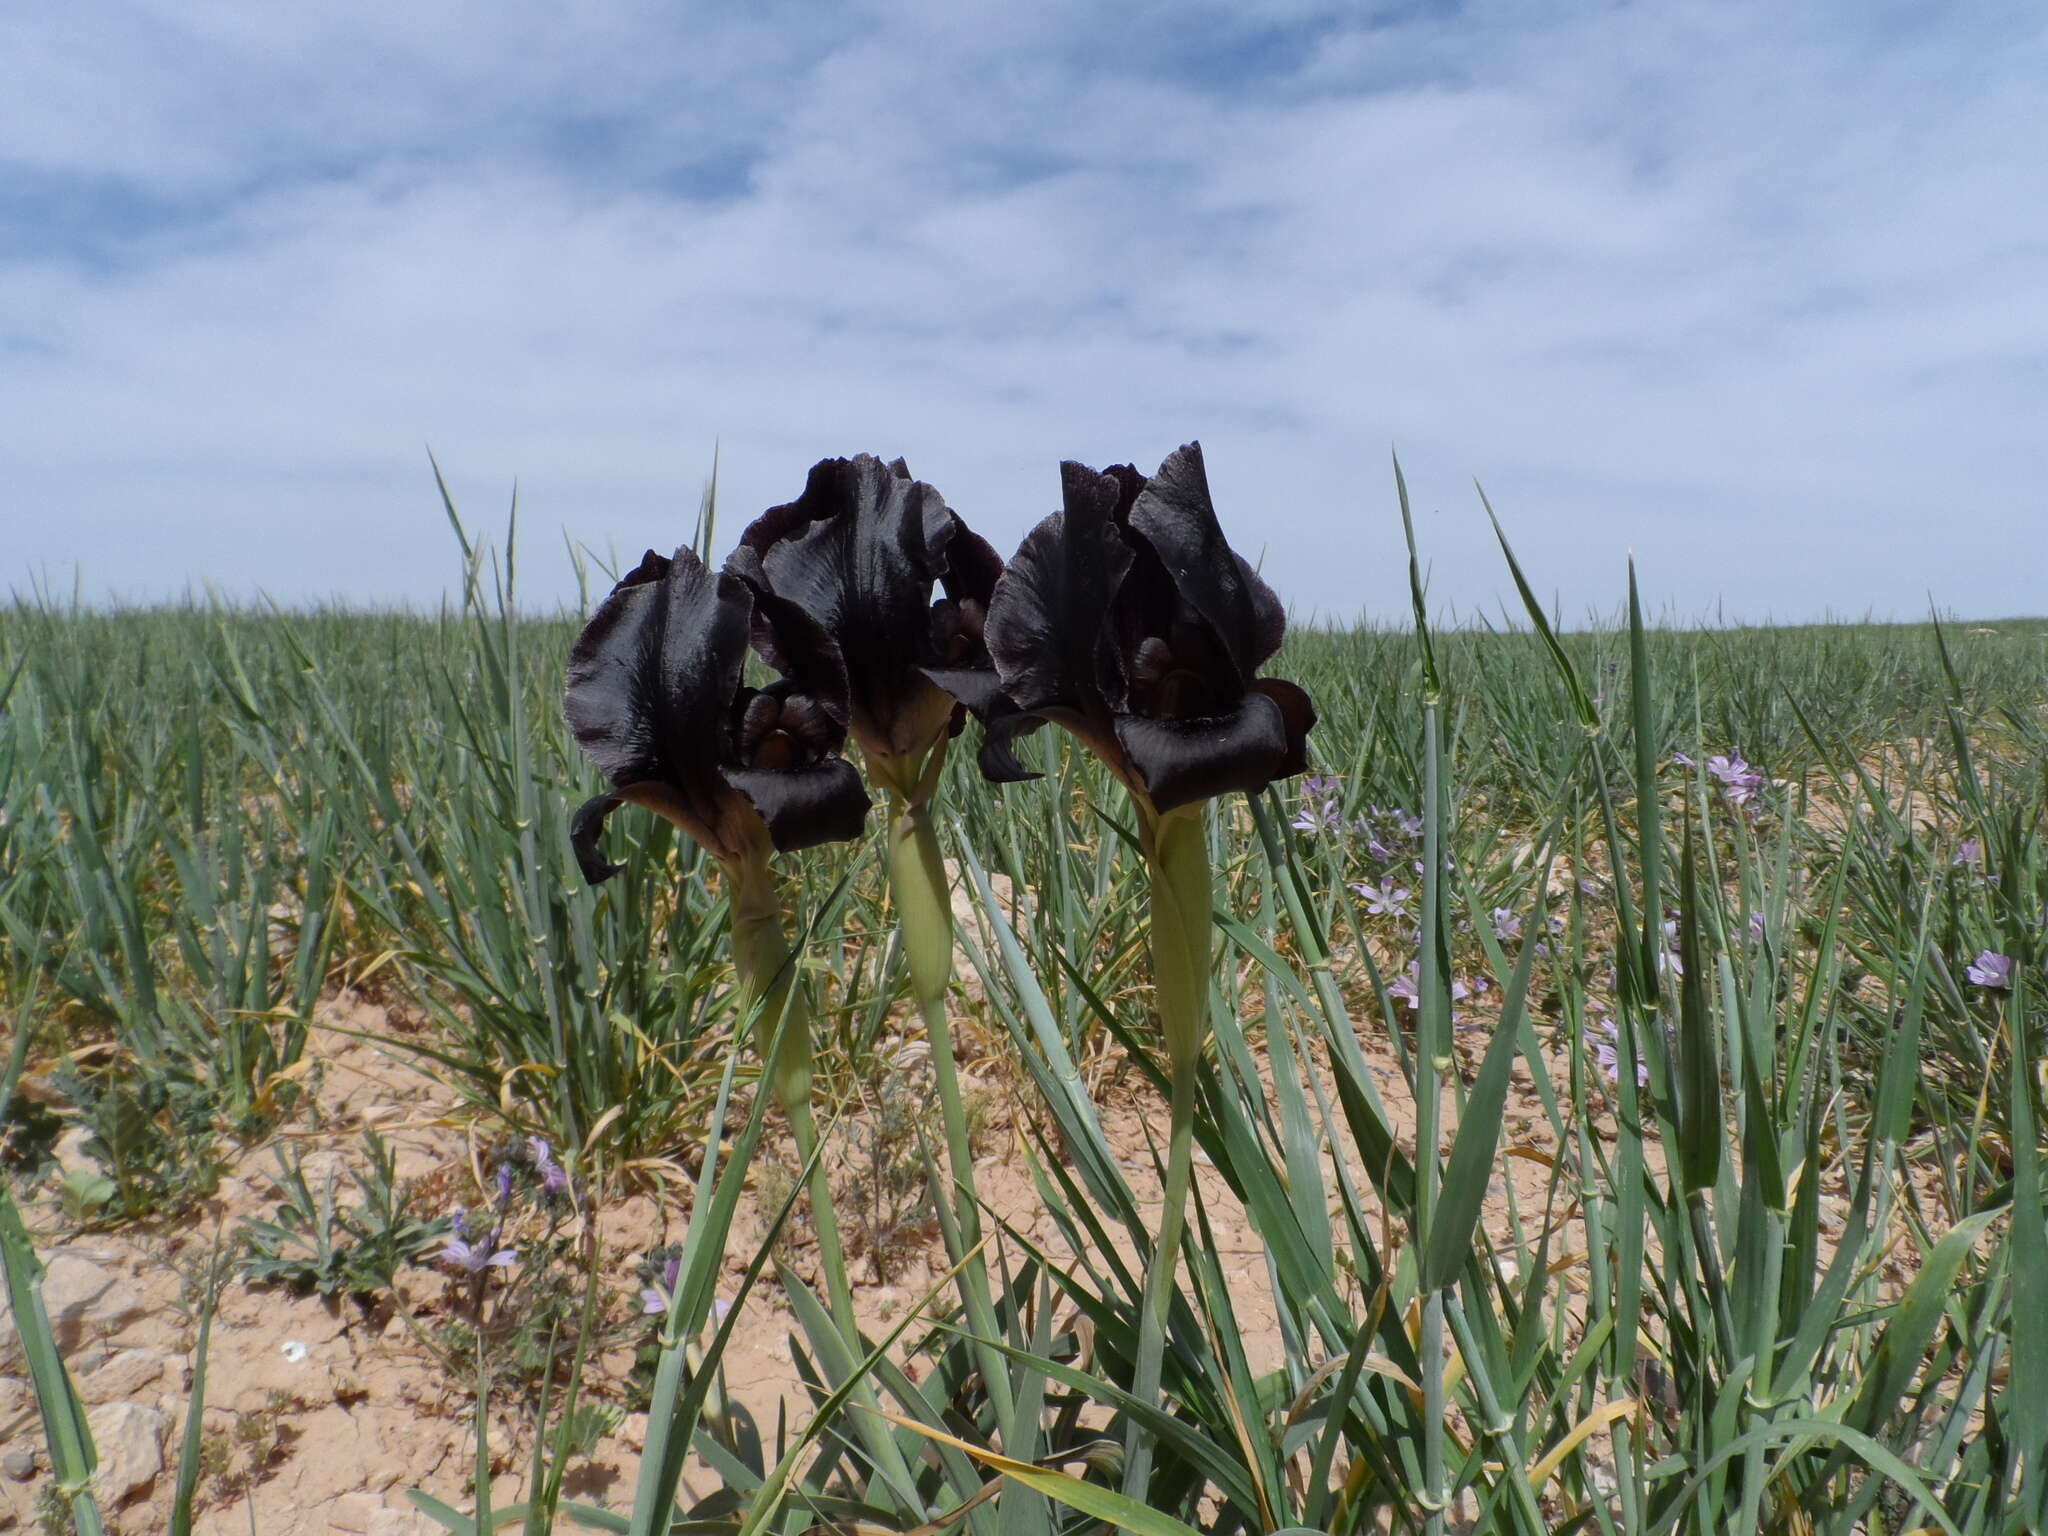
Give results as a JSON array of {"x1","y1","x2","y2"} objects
[{"x1": 1, "y1": 978, "x2": 1715, "y2": 1536}]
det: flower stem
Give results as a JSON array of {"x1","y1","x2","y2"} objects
[
  {"x1": 724, "y1": 852, "x2": 923, "y2": 1515},
  {"x1": 886, "y1": 785, "x2": 1019, "y2": 1453},
  {"x1": 1123, "y1": 805, "x2": 1212, "y2": 1500}
]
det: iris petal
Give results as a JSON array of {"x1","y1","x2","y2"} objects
[
  {"x1": 563, "y1": 547, "x2": 750, "y2": 789},
  {"x1": 569, "y1": 793, "x2": 626, "y2": 884},
  {"x1": 746, "y1": 587, "x2": 853, "y2": 741},
  {"x1": 736, "y1": 456, "x2": 947, "y2": 756},
  {"x1": 722, "y1": 759, "x2": 873, "y2": 852},
  {"x1": 1250, "y1": 677, "x2": 1317, "y2": 779},
  {"x1": 971, "y1": 706, "x2": 1048, "y2": 784},
  {"x1": 984, "y1": 463, "x2": 1134, "y2": 715},
  {"x1": 1126, "y1": 442, "x2": 1288, "y2": 678},
  {"x1": 1112, "y1": 690, "x2": 1296, "y2": 814}
]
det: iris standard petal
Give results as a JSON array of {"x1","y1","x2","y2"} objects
[
  {"x1": 1112, "y1": 689, "x2": 1298, "y2": 814},
  {"x1": 984, "y1": 463, "x2": 1134, "y2": 715},
  {"x1": 737, "y1": 455, "x2": 948, "y2": 755},
  {"x1": 1126, "y1": 442, "x2": 1288, "y2": 678},
  {"x1": 722, "y1": 758, "x2": 873, "y2": 853}
]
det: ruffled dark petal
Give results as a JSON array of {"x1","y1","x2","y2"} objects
[
  {"x1": 887, "y1": 456, "x2": 960, "y2": 562},
  {"x1": 737, "y1": 455, "x2": 951, "y2": 756},
  {"x1": 569, "y1": 793, "x2": 626, "y2": 885},
  {"x1": 721, "y1": 759, "x2": 873, "y2": 853},
  {"x1": 921, "y1": 665, "x2": 1006, "y2": 719},
  {"x1": 939, "y1": 518, "x2": 1004, "y2": 608},
  {"x1": 969, "y1": 707, "x2": 1045, "y2": 784},
  {"x1": 1112, "y1": 689, "x2": 1297, "y2": 814},
  {"x1": 1127, "y1": 442, "x2": 1288, "y2": 676},
  {"x1": 564, "y1": 547, "x2": 750, "y2": 789},
  {"x1": 984, "y1": 464, "x2": 1134, "y2": 716},
  {"x1": 1250, "y1": 677, "x2": 1317, "y2": 780}
]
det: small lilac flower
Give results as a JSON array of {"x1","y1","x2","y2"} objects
[
  {"x1": 1706, "y1": 753, "x2": 1765, "y2": 807},
  {"x1": 1953, "y1": 840, "x2": 1983, "y2": 868},
  {"x1": 1671, "y1": 752, "x2": 1694, "y2": 767},
  {"x1": 1352, "y1": 881, "x2": 1412, "y2": 918},
  {"x1": 1748, "y1": 911, "x2": 1767, "y2": 943},
  {"x1": 1385, "y1": 963, "x2": 1467, "y2": 1009},
  {"x1": 1393, "y1": 809, "x2": 1425, "y2": 840},
  {"x1": 1491, "y1": 907, "x2": 1522, "y2": 943},
  {"x1": 1292, "y1": 802, "x2": 1342, "y2": 836},
  {"x1": 640, "y1": 1253, "x2": 682, "y2": 1315},
  {"x1": 1291, "y1": 774, "x2": 1343, "y2": 835},
  {"x1": 1366, "y1": 834, "x2": 1396, "y2": 862},
  {"x1": 442, "y1": 1233, "x2": 517, "y2": 1274},
  {"x1": 1586, "y1": 1016, "x2": 1648, "y2": 1088},
  {"x1": 1967, "y1": 950, "x2": 2013, "y2": 989},
  {"x1": 529, "y1": 1137, "x2": 571, "y2": 1197},
  {"x1": 1657, "y1": 918, "x2": 1684, "y2": 976},
  {"x1": 495, "y1": 1163, "x2": 515, "y2": 1203}
]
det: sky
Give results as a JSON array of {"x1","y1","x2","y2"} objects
[{"x1": 3, "y1": 0, "x2": 2044, "y2": 624}]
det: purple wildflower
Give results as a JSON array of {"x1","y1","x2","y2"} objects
[
  {"x1": 442, "y1": 1232, "x2": 517, "y2": 1274},
  {"x1": 1586, "y1": 1016, "x2": 1648, "y2": 1088},
  {"x1": 494, "y1": 1163, "x2": 515, "y2": 1204},
  {"x1": 640, "y1": 1253, "x2": 682, "y2": 1315},
  {"x1": 1967, "y1": 950, "x2": 2013, "y2": 989},
  {"x1": 1706, "y1": 753, "x2": 1765, "y2": 807},
  {"x1": 1385, "y1": 962, "x2": 1468, "y2": 1009},
  {"x1": 1491, "y1": 907, "x2": 1523, "y2": 943},
  {"x1": 1393, "y1": 809, "x2": 1425, "y2": 840},
  {"x1": 1748, "y1": 911, "x2": 1767, "y2": 943},
  {"x1": 1657, "y1": 918, "x2": 1683, "y2": 977},
  {"x1": 529, "y1": 1137, "x2": 571, "y2": 1197},
  {"x1": 1291, "y1": 774, "x2": 1343, "y2": 835},
  {"x1": 1352, "y1": 881, "x2": 1412, "y2": 918},
  {"x1": 1953, "y1": 840, "x2": 1983, "y2": 868}
]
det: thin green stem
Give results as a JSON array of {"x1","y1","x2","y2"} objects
[
  {"x1": 724, "y1": 850, "x2": 924, "y2": 1517},
  {"x1": 886, "y1": 784, "x2": 1020, "y2": 1458},
  {"x1": 1123, "y1": 804, "x2": 1212, "y2": 1500}
]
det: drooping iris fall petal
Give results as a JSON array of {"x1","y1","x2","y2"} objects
[
  {"x1": 563, "y1": 545, "x2": 870, "y2": 881},
  {"x1": 980, "y1": 443, "x2": 1314, "y2": 813}
]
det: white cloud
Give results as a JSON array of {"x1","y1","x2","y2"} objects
[{"x1": 1, "y1": 0, "x2": 2043, "y2": 620}]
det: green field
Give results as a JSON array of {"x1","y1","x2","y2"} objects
[{"x1": 4, "y1": 524, "x2": 2047, "y2": 1533}]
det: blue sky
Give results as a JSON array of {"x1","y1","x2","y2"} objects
[{"x1": 3, "y1": 0, "x2": 2043, "y2": 622}]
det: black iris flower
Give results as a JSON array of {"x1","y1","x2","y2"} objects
[
  {"x1": 728, "y1": 454, "x2": 1016, "y2": 793},
  {"x1": 563, "y1": 545, "x2": 872, "y2": 882},
  {"x1": 976, "y1": 442, "x2": 1315, "y2": 814}
]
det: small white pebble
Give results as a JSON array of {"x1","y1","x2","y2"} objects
[{"x1": 280, "y1": 1340, "x2": 310, "y2": 1363}]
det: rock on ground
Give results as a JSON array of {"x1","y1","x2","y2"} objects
[{"x1": 85, "y1": 1399, "x2": 167, "y2": 1505}]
